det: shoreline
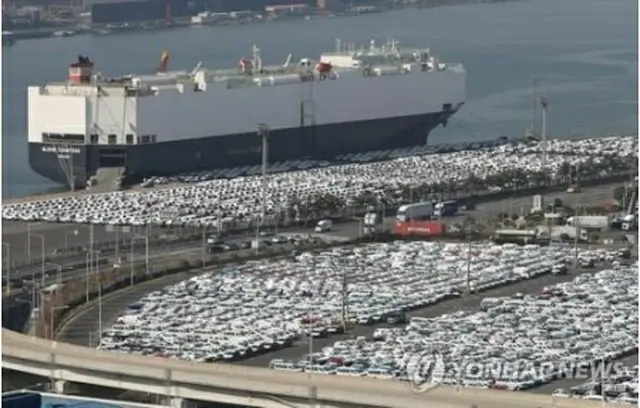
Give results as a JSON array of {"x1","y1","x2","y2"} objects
[{"x1": 4, "y1": 0, "x2": 521, "y2": 42}]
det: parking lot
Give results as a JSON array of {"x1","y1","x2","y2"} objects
[{"x1": 55, "y1": 239, "x2": 631, "y2": 403}]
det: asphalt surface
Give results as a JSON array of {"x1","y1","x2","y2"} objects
[
  {"x1": 57, "y1": 270, "x2": 204, "y2": 347},
  {"x1": 56, "y1": 243, "x2": 304, "y2": 346},
  {"x1": 12, "y1": 183, "x2": 633, "y2": 400},
  {"x1": 2, "y1": 183, "x2": 619, "y2": 261},
  {"x1": 57, "y1": 241, "x2": 637, "y2": 395},
  {"x1": 48, "y1": 182, "x2": 626, "y2": 344},
  {"x1": 6, "y1": 242, "x2": 202, "y2": 285}
]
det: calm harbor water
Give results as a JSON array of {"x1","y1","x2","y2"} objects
[{"x1": 2, "y1": 0, "x2": 637, "y2": 198}]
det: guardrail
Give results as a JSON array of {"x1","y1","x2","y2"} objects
[{"x1": 3, "y1": 328, "x2": 626, "y2": 408}]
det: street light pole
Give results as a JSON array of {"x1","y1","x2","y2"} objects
[
  {"x1": 64, "y1": 230, "x2": 78, "y2": 256},
  {"x1": 2, "y1": 242, "x2": 10, "y2": 295},
  {"x1": 50, "y1": 305, "x2": 69, "y2": 340},
  {"x1": 600, "y1": 308, "x2": 607, "y2": 408},
  {"x1": 85, "y1": 252, "x2": 90, "y2": 302},
  {"x1": 129, "y1": 231, "x2": 149, "y2": 280},
  {"x1": 531, "y1": 77, "x2": 538, "y2": 138},
  {"x1": 466, "y1": 223, "x2": 472, "y2": 295},
  {"x1": 31, "y1": 234, "x2": 46, "y2": 288},
  {"x1": 201, "y1": 227, "x2": 206, "y2": 267},
  {"x1": 130, "y1": 238, "x2": 134, "y2": 286},
  {"x1": 255, "y1": 123, "x2": 269, "y2": 254},
  {"x1": 27, "y1": 223, "x2": 32, "y2": 265},
  {"x1": 89, "y1": 223, "x2": 94, "y2": 282},
  {"x1": 306, "y1": 253, "x2": 317, "y2": 407},
  {"x1": 145, "y1": 225, "x2": 149, "y2": 275},
  {"x1": 115, "y1": 226, "x2": 119, "y2": 262},
  {"x1": 97, "y1": 274, "x2": 103, "y2": 346},
  {"x1": 538, "y1": 95, "x2": 548, "y2": 174}
]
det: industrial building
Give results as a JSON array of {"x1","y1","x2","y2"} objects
[{"x1": 87, "y1": 0, "x2": 320, "y2": 24}]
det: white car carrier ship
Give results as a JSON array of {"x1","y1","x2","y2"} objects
[{"x1": 27, "y1": 39, "x2": 466, "y2": 188}]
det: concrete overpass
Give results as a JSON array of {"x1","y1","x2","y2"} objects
[{"x1": 2, "y1": 329, "x2": 625, "y2": 408}]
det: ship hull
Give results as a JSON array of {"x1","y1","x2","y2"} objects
[{"x1": 28, "y1": 109, "x2": 455, "y2": 187}]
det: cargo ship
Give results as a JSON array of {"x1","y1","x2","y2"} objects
[{"x1": 27, "y1": 39, "x2": 466, "y2": 188}]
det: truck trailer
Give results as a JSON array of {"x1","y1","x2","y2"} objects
[
  {"x1": 434, "y1": 200, "x2": 458, "y2": 218},
  {"x1": 396, "y1": 202, "x2": 433, "y2": 222},
  {"x1": 393, "y1": 220, "x2": 445, "y2": 238},
  {"x1": 566, "y1": 215, "x2": 610, "y2": 230}
]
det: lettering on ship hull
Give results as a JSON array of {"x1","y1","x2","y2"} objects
[{"x1": 41, "y1": 145, "x2": 82, "y2": 160}]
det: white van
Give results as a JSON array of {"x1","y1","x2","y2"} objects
[{"x1": 315, "y1": 219, "x2": 332, "y2": 233}]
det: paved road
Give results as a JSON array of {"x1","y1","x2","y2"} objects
[
  {"x1": 56, "y1": 243, "x2": 303, "y2": 346},
  {"x1": 57, "y1": 271, "x2": 204, "y2": 347},
  {"x1": 2, "y1": 183, "x2": 619, "y2": 262},
  {"x1": 5, "y1": 242, "x2": 201, "y2": 284},
  {"x1": 55, "y1": 183, "x2": 622, "y2": 346}
]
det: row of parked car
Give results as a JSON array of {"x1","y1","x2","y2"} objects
[
  {"x1": 140, "y1": 138, "x2": 521, "y2": 186},
  {"x1": 552, "y1": 364, "x2": 638, "y2": 405},
  {"x1": 267, "y1": 254, "x2": 636, "y2": 402},
  {"x1": 3, "y1": 137, "x2": 635, "y2": 228},
  {"x1": 98, "y1": 242, "x2": 625, "y2": 365}
]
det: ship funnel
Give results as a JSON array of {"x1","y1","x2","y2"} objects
[
  {"x1": 68, "y1": 54, "x2": 94, "y2": 84},
  {"x1": 157, "y1": 50, "x2": 170, "y2": 73}
]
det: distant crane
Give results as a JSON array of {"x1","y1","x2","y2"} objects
[
  {"x1": 165, "y1": 0, "x2": 172, "y2": 24},
  {"x1": 157, "y1": 50, "x2": 170, "y2": 73}
]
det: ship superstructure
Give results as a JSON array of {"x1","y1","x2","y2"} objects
[{"x1": 27, "y1": 39, "x2": 465, "y2": 188}]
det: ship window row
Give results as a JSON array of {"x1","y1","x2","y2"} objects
[
  {"x1": 42, "y1": 133, "x2": 84, "y2": 144},
  {"x1": 88, "y1": 134, "x2": 157, "y2": 145},
  {"x1": 139, "y1": 135, "x2": 157, "y2": 144}
]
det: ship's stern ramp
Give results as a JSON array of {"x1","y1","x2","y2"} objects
[{"x1": 91, "y1": 166, "x2": 125, "y2": 191}]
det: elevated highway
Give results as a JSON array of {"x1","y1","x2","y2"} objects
[{"x1": 2, "y1": 329, "x2": 624, "y2": 408}]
